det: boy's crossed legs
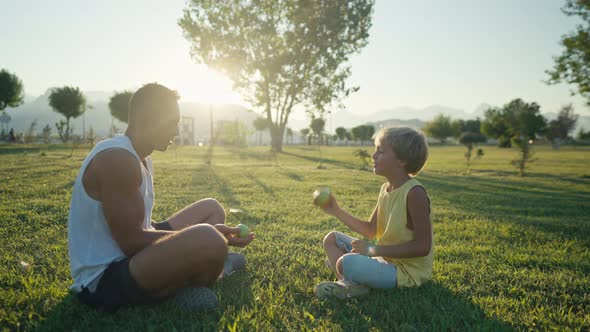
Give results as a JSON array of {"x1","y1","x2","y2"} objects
[{"x1": 316, "y1": 231, "x2": 397, "y2": 299}]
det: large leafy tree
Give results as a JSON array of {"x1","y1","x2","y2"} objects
[
  {"x1": 179, "y1": 0, "x2": 374, "y2": 152},
  {"x1": 48, "y1": 86, "x2": 87, "y2": 142},
  {"x1": 108, "y1": 91, "x2": 133, "y2": 123},
  {"x1": 0, "y1": 69, "x2": 25, "y2": 112},
  {"x1": 546, "y1": 0, "x2": 590, "y2": 106}
]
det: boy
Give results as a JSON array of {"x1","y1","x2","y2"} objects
[{"x1": 315, "y1": 127, "x2": 433, "y2": 299}]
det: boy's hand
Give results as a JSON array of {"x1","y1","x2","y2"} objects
[
  {"x1": 319, "y1": 193, "x2": 340, "y2": 215},
  {"x1": 214, "y1": 224, "x2": 255, "y2": 247},
  {"x1": 351, "y1": 239, "x2": 375, "y2": 256}
]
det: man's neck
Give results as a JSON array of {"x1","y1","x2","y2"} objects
[{"x1": 124, "y1": 129, "x2": 152, "y2": 161}]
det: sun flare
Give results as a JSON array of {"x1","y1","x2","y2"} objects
[{"x1": 167, "y1": 65, "x2": 244, "y2": 105}]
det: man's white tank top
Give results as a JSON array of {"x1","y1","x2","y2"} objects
[{"x1": 68, "y1": 134, "x2": 155, "y2": 292}]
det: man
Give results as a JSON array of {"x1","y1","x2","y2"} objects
[{"x1": 68, "y1": 83, "x2": 254, "y2": 312}]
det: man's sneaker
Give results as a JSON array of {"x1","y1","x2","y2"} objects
[
  {"x1": 220, "y1": 253, "x2": 247, "y2": 279},
  {"x1": 172, "y1": 287, "x2": 218, "y2": 310},
  {"x1": 314, "y1": 280, "x2": 370, "y2": 300}
]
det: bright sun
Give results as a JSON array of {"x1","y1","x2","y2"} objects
[{"x1": 166, "y1": 65, "x2": 244, "y2": 105}]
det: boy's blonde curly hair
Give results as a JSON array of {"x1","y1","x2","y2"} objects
[{"x1": 373, "y1": 127, "x2": 429, "y2": 176}]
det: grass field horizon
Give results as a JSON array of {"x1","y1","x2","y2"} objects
[{"x1": 1, "y1": 143, "x2": 589, "y2": 331}]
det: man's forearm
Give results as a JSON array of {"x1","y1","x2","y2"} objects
[{"x1": 121, "y1": 229, "x2": 174, "y2": 256}]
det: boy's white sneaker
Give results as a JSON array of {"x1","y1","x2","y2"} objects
[{"x1": 314, "y1": 280, "x2": 370, "y2": 300}]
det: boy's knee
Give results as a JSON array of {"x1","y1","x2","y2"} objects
[
  {"x1": 338, "y1": 253, "x2": 360, "y2": 278},
  {"x1": 323, "y1": 231, "x2": 338, "y2": 247}
]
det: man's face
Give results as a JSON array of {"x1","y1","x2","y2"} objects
[{"x1": 152, "y1": 102, "x2": 180, "y2": 152}]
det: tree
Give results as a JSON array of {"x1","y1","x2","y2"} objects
[
  {"x1": 24, "y1": 119, "x2": 38, "y2": 143},
  {"x1": 108, "y1": 91, "x2": 133, "y2": 123},
  {"x1": 0, "y1": 69, "x2": 25, "y2": 112},
  {"x1": 179, "y1": 0, "x2": 374, "y2": 152},
  {"x1": 546, "y1": 104, "x2": 578, "y2": 147},
  {"x1": 483, "y1": 98, "x2": 547, "y2": 176},
  {"x1": 40, "y1": 124, "x2": 52, "y2": 145},
  {"x1": 253, "y1": 116, "x2": 269, "y2": 145},
  {"x1": 578, "y1": 128, "x2": 590, "y2": 140},
  {"x1": 459, "y1": 132, "x2": 486, "y2": 171},
  {"x1": 300, "y1": 128, "x2": 311, "y2": 145},
  {"x1": 353, "y1": 149, "x2": 372, "y2": 170},
  {"x1": 335, "y1": 126, "x2": 347, "y2": 142},
  {"x1": 286, "y1": 127, "x2": 294, "y2": 144},
  {"x1": 452, "y1": 118, "x2": 483, "y2": 138},
  {"x1": 48, "y1": 86, "x2": 87, "y2": 143},
  {"x1": 424, "y1": 114, "x2": 454, "y2": 143},
  {"x1": 351, "y1": 125, "x2": 375, "y2": 145},
  {"x1": 546, "y1": 0, "x2": 590, "y2": 106},
  {"x1": 310, "y1": 116, "x2": 326, "y2": 145}
]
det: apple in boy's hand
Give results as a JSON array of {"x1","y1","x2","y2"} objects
[
  {"x1": 313, "y1": 187, "x2": 331, "y2": 207},
  {"x1": 237, "y1": 224, "x2": 250, "y2": 238}
]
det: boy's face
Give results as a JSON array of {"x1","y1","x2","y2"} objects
[{"x1": 372, "y1": 141, "x2": 404, "y2": 177}]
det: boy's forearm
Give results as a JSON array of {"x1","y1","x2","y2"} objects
[
  {"x1": 374, "y1": 240, "x2": 431, "y2": 258},
  {"x1": 332, "y1": 208, "x2": 374, "y2": 238}
]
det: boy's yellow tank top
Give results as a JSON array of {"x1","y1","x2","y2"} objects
[{"x1": 376, "y1": 178, "x2": 434, "y2": 287}]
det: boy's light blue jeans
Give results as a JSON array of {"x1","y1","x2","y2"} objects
[{"x1": 334, "y1": 231, "x2": 397, "y2": 289}]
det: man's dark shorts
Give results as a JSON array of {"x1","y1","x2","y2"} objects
[{"x1": 77, "y1": 221, "x2": 173, "y2": 312}]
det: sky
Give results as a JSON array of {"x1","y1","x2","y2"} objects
[{"x1": 1, "y1": 0, "x2": 588, "y2": 117}]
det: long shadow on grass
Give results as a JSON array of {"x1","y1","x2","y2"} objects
[
  {"x1": 421, "y1": 172, "x2": 590, "y2": 245},
  {"x1": 245, "y1": 173, "x2": 273, "y2": 194},
  {"x1": 192, "y1": 164, "x2": 241, "y2": 208},
  {"x1": 306, "y1": 283, "x2": 513, "y2": 330},
  {"x1": 280, "y1": 151, "x2": 359, "y2": 170}
]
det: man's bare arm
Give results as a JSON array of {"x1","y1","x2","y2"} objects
[{"x1": 95, "y1": 149, "x2": 172, "y2": 256}]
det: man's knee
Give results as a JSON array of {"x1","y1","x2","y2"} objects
[
  {"x1": 181, "y1": 224, "x2": 228, "y2": 259},
  {"x1": 200, "y1": 198, "x2": 226, "y2": 224}
]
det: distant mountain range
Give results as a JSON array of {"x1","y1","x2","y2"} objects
[{"x1": 3, "y1": 91, "x2": 590, "y2": 139}]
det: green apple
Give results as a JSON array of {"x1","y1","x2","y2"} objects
[
  {"x1": 237, "y1": 224, "x2": 249, "y2": 238},
  {"x1": 313, "y1": 187, "x2": 331, "y2": 207}
]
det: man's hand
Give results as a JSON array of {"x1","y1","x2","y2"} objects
[
  {"x1": 214, "y1": 224, "x2": 255, "y2": 247},
  {"x1": 351, "y1": 239, "x2": 376, "y2": 256}
]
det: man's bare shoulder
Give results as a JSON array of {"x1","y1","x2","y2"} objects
[{"x1": 91, "y1": 148, "x2": 142, "y2": 191}]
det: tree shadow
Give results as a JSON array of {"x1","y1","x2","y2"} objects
[
  {"x1": 280, "y1": 151, "x2": 359, "y2": 170},
  {"x1": 421, "y1": 172, "x2": 590, "y2": 245},
  {"x1": 315, "y1": 282, "x2": 514, "y2": 330},
  {"x1": 192, "y1": 164, "x2": 241, "y2": 208},
  {"x1": 35, "y1": 278, "x2": 254, "y2": 331},
  {"x1": 245, "y1": 173, "x2": 274, "y2": 194}
]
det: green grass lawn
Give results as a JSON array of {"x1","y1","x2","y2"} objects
[{"x1": 1, "y1": 143, "x2": 589, "y2": 331}]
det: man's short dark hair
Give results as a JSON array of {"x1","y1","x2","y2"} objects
[{"x1": 128, "y1": 83, "x2": 179, "y2": 124}]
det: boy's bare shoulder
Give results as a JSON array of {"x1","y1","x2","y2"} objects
[{"x1": 407, "y1": 185, "x2": 428, "y2": 202}]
